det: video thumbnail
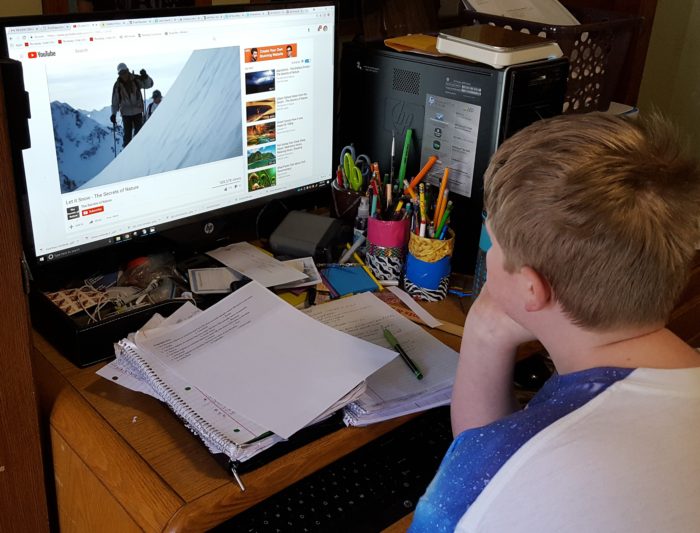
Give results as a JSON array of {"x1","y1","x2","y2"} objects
[
  {"x1": 248, "y1": 167, "x2": 276, "y2": 191},
  {"x1": 245, "y1": 70, "x2": 275, "y2": 95},
  {"x1": 247, "y1": 144, "x2": 276, "y2": 169},
  {"x1": 247, "y1": 122, "x2": 276, "y2": 145},
  {"x1": 246, "y1": 98, "x2": 276, "y2": 123}
]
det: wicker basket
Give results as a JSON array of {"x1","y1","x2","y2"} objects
[{"x1": 460, "y1": 7, "x2": 641, "y2": 113}]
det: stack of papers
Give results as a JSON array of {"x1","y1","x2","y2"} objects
[
  {"x1": 187, "y1": 242, "x2": 321, "y2": 296},
  {"x1": 98, "y1": 281, "x2": 396, "y2": 465},
  {"x1": 304, "y1": 293, "x2": 459, "y2": 426}
]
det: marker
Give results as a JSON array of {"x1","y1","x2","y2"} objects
[
  {"x1": 397, "y1": 128, "x2": 412, "y2": 192},
  {"x1": 383, "y1": 327, "x2": 423, "y2": 380}
]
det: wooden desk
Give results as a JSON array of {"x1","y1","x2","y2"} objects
[
  {"x1": 32, "y1": 296, "x2": 467, "y2": 532},
  {"x1": 32, "y1": 253, "x2": 700, "y2": 532}
]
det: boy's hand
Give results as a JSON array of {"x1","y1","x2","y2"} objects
[
  {"x1": 451, "y1": 283, "x2": 537, "y2": 435},
  {"x1": 465, "y1": 283, "x2": 536, "y2": 353}
]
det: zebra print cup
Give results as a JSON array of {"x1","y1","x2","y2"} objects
[
  {"x1": 365, "y1": 217, "x2": 410, "y2": 282},
  {"x1": 404, "y1": 230, "x2": 455, "y2": 301}
]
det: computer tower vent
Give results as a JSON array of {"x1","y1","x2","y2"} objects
[{"x1": 392, "y1": 68, "x2": 420, "y2": 95}]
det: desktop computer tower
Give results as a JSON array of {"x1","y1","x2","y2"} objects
[{"x1": 337, "y1": 42, "x2": 568, "y2": 273}]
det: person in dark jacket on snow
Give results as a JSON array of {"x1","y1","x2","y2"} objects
[
  {"x1": 110, "y1": 62, "x2": 153, "y2": 147},
  {"x1": 145, "y1": 89, "x2": 162, "y2": 121}
]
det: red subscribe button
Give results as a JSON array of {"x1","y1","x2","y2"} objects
[{"x1": 81, "y1": 206, "x2": 104, "y2": 216}]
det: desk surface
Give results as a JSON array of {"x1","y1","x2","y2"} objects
[
  {"x1": 33, "y1": 253, "x2": 700, "y2": 532},
  {"x1": 32, "y1": 295, "x2": 468, "y2": 532}
]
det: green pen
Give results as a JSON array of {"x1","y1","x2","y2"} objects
[{"x1": 383, "y1": 327, "x2": 423, "y2": 380}]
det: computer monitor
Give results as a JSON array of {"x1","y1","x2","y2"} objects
[{"x1": 0, "y1": 2, "x2": 336, "y2": 273}]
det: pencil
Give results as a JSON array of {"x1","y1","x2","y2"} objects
[
  {"x1": 436, "y1": 188, "x2": 449, "y2": 230},
  {"x1": 404, "y1": 181, "x2": 417, "y2": 201},
  {"x1": 418, "y1": 183, "x2": 427, "y2": 223},
  {"x1": 435, "y1": 200, "x2": 453, "y2": 237},
  {"x1": 406, "y1": 155, "x2": 437, "y2": 195},
  {"x1": 346, "y1": 243, "x2": 384, "y2": 292},
  {"x1": 433, "y1": 167, "x2": 449, "y2": 227}
]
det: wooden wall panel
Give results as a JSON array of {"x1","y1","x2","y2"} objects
[{"x1": 0, "y1": 70, "x2": 50, "y2": 531}]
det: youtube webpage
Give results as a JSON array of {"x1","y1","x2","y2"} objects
[{"x1": 4, "y1": 6, "x2": 335, "y2": 262}]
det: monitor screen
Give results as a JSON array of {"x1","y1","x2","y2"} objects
[{"x1": 1, "y1": 2, "x2": 336, "y2": 266}]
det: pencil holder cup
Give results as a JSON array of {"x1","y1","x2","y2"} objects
[
  {"x1": 330, "y1": 180, "x2": 363, "y2": 225},
  {"x1": 365, "y1": 217, "x2": 410, "y2": 282},
  {"x1": 403, "y1": 230, "x2": 455, "y2": 301}
]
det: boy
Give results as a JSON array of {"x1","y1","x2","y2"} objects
[{"x1": 410, "y1": 112, "x2": 700, "y2": 532}]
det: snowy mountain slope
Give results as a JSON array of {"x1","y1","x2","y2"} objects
[
  {"x1": 51, "y1": 101, "x2": 122, "y2": 193},
  {"x1": 81, "y1": 46, "x2": 243, "y2": 190},
  {"x1": 81, "y1": 105, "x2": 114, "y2": 128}
]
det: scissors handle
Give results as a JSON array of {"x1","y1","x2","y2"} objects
[{"x1": 339, "y1": 145, "x2": 356, "y2": 168}]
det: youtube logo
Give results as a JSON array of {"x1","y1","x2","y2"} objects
[{"x1": 28, "y1": 51, "x2": 37, "y2": 58}]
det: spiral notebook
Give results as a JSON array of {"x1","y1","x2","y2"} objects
[{"x1": 98, "y1": 281, "x2": 396, "y2": 483}]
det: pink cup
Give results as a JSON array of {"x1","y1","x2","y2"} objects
[{"x1": 365, "y1": 217, "x2": 410, "y2": 281}]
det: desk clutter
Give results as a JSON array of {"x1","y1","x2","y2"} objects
[
  {"x1": 40, "y1": 140, "x2": 467, "y2": 484},
  {"x1": 81, "y1": 238, "x2": 460, "y2": 488},
  {"x1": 333, "y1": 135, "x2": 457, "y2": 301}
]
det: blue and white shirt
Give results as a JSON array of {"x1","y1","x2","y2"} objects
[{"x1": 410, "y1": 366, "x2": 700, "y2": 533}]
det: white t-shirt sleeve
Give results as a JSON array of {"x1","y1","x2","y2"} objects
[{"x1": 456, "y1": 368, "x2": 700, "y2": 533}]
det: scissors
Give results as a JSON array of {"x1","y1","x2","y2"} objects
[{"x1": 340, "y1": 145, "x2": 371, "y2": 192}]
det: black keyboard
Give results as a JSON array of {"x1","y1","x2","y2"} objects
[{"x1": 212, "y1": 407, "x2": 453, "y2": 533}]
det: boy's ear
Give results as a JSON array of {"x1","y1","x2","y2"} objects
[{"x1": 519, "y1": 266, "x2": 552, "y2": 312}]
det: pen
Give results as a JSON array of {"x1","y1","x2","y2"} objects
[
  {"x1": 389, "y1": 131, "x2": 395, "y2": 188},
  {"x1": 346, "y1": 243, "x2": 384, "y2": 292},
  {"x1": 383, "y1": 327, "x2": 423, "y2": 380},
  {"x1": 339, "y1": 236, "x2": 365, "y2": 264}
]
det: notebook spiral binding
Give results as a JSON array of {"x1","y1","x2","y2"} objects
[{"x1": 116, "y1": 339, "x2": 243, "y2": 461}]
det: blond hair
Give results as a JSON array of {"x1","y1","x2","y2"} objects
[{"x1": 484, "y1": 112, "x2": 700, "y2": 330}]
